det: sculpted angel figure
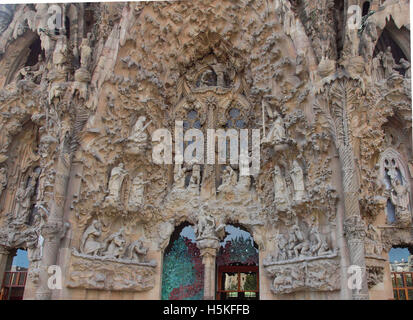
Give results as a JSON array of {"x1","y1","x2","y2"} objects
[
  {"x1": 262, "y1": 103, "x2": 286, "y2": 146},
  {"x1": 129, "y1": 116, "x2": 149, "y2": 144},
  {"x1": 80, "y1": 220, "x2": 103, "y2": 256}
]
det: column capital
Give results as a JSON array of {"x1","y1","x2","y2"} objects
[
  {"x1": 344, "y1": 215, "x2": 366, "y2": 242},
  {"x1": 0, "y1": 245, "x2": 10, "y2": 255}
]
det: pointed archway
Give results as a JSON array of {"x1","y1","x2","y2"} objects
[{"x1": 161, "y1": 223, "x2": 204, "y2": 300}]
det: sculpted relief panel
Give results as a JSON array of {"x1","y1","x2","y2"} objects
[{"x1": 68, "y1": 220, "x2": 157, "y2": 292}]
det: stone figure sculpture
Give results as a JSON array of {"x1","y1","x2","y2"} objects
[
  {"x1": 292, "y1": 225, "x2": 311, "y2": 258},
  {"x1": 309, "y1": 224, "x2": 332, "y2": 257},
  {"x1": 15, "y1": 172, "x2": 39, "y2": 223},
  {"x1": 128, "y1": 173, "x2": 148, "y2": 208},
  {"x1": 382, "y1": 47, "x2": 398, "y2": 78},
  {"x1": 79, "y1": 34, "x2": 92, "y2": 70},
  {"x1": 399, "y1": 58, "x2": 411, "y2": 78},
  {"x1": 105, "y1": 163, "x2": 128, "y2": 205},
  {"x1": 218, "y1": 166, "x2": 237, "y2": 193},
  {"x1": 290, "y1": 160, "x2": 306, "y2": 202},
  {"x1": 195, "y1": 214, "x2": 224, "y2": 240},
  {"x1": 276, "y1": 234, "x2": 288, "y2": 261},
  {"x1": 187, "y1": 164, "x2": 201, "y2": 194},
  {"x1": 365, "y1": 224, "x2": 382, "y2": 256},
  {"x1": 173, "y1": 164, "x2": 186, "y2": 189},
  {"x1": 0, "y1": 167, "x2": 7, "y2": 198},
  {"x1": 127, "y1": 116, "x2": 151, "y2": 154},
  {"x1": 80, "y1": 220, "x2": 103, "y2": 256},
  {"x1": 273, "y1": 165, "x2": 289, "y2": 209},
  {"x1": 102, "y1": 228, "x2": 127, "y2": 259},
  {"x1": 127, "y1": 238, "x2": 148, "y2": 263},
  {"x1": 390, "y1": 180, "x2": 411, "y2": 226},
  {"x1": 263, "y1": 109, "x2": 286, "y2": 145},
  {"x1": 372, "y1": 53, "x2": 385, "y2": 82}
]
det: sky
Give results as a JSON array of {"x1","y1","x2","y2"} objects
[
  {"x1": 12, "y1": 249, "x2": 29, "y2": 268},
  {"x1": 388, "y1": 248, "x2": 411, "y2": 263}
]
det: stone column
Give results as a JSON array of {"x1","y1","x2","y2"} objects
[
  {"x1": 344, "y1": 215, "x2": 369, "y2": 300},
  {"x1": 197, "y1": 238, "x2": 220, "y2": 300},
  {"x1": 200, "y1": 248, "x2": 218, "y2": 300},
  {"x1": 35, "y1": 221, "x2": 65, "y2": 300},
  {"x1": 201, "y1": 98, "x2": 217, "y2": 199},
  {"x1": 36, "y1": 128, "x2": 72, "y2": 300},
  {"x1": 339, "y1": 144, "x2": 369, "y2": 300},
  {"x1": 0, "y1": 246, "x2": 11, "y2": 288}
]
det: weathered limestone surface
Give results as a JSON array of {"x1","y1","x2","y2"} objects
[{"x1": 0, "y1": 1, "x2": 411, "y2": 300}]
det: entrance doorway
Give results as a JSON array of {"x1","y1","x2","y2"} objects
[
  {"x1": 216, "y1": 225, "x2": 259, "y2": 300},
  {"x1": 0, "y1": 249, "x2": 28, "y2": 300}
]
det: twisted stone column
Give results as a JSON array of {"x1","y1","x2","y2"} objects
[
  {"x1": 36, "y1": 130, "x2": 72, "y2": 300},
  {"x1": 339, "y1": 144, "x2": 369, "y2": 300}
]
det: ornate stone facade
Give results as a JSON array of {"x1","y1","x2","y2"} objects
[{"x1": 0, "y1": 1, "x2": 411, "y2": 300}]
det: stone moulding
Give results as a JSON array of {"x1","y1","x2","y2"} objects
[
  {"x1": 263, "y1": 254, "x2": 340, "y2": 295},
  {"x1": 66, "y1": 250, "x2": 157, "y2": 292}
]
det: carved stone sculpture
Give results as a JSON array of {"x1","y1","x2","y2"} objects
[
  {"x1": 127, "y1": 238, "x2": 148, "y2": 263},
  {"x1": 390, "y1": 180, "x2": 412, "y2": 227},
  {"x1": 173, "y1": 164, "x2": 186, "y2": 189},
  {"x1": 14, "y1": 172, "x2": 39, "y2": 224},
  {"x1": 382, "y1": 47, "x2": 399, "y2": 78},
  {"x1": 309, "y1": 224, "x2": 333, "y2": 257},
  {"x1": 128, "y1": 173, "x2": 147, "y2": 209},
  {"x1": 102, "y1": 228, "x2": 127, "y2": 259},
  {"x1": 127, "y1": 116, "x2": 150, "y2": 154},
  {"x1": 399, "y1": 58, "x2": 411, "y2": 78},
  {"x1": 80, "y1": 34, "x2": 92, "y2": 70},
  {"x1": 80, "y1": 220, "x2": 103, "y2": 256},
  {"x1": 290, "y1": 160, "x2": 306, "y2": 202},
  {"x1": 263, "y1": 109, "x2": 286, "y2": 146},
  {"x1": 0, "y1": 167, "x2": 7, "y2": 198},
  {"x1": 187, "y1": 164, "x2": 201, "y2": 195},
  {"x1": 273, "y1": 165, "x2": 289, "y2": 209},
  {"x1": 218, "y1": 166, "x2": 237, "y2": 193},
  {"x1": 105, "y1": 163, "x2": 128, "y2": 205},
  {"x1": 365, "y1": 224, "x2": 382, "y2": 257}
]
